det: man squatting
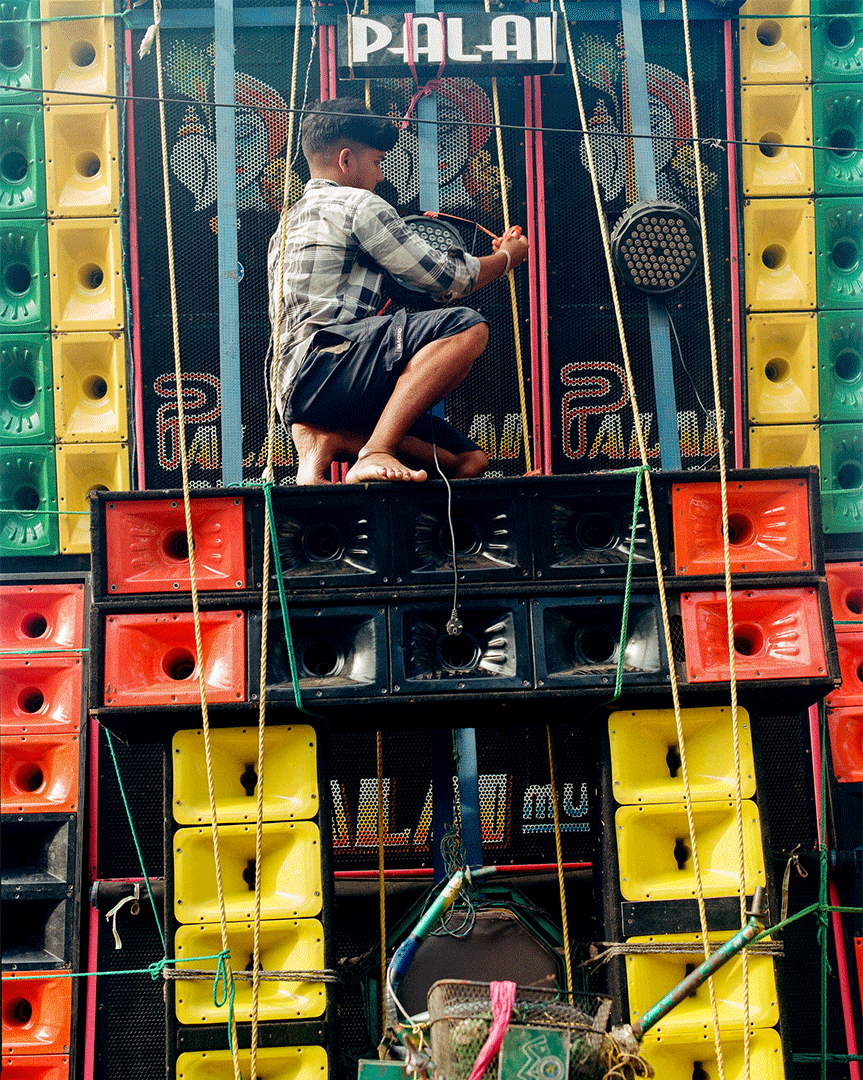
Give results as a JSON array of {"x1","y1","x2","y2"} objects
[{"x1": 267, "y1": 99, "x2": 530, "y2": 485}]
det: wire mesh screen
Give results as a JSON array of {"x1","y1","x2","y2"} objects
[
  {"x1": 131, "y1": 36, "x2": 531, "y2": 486},
  {"x1": 131, "y1": 26, "x2": 313, "y2": 487},
  {"x1": 540, "y1": 20, "x2": 732, "y2": 474},
  {"x1": 130, "y1": 18, "x2": 730, "y2": 485},
  {"x1": 367, "y1": 76, "x2": 533, "y2": 477},
  {"x1": 326, "y1": 721, "x2": 595, "y2": 871}
]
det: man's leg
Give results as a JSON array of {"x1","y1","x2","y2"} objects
[
  {"x1": 291, "y1": 425, "x2": 487, "y2": 485},
  {"x1": 344, "y1": 321, "x2": 489, "y2": 483}
]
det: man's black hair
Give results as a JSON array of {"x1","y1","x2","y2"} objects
[{"x1": 301, "y1": 99, "x2": 399, "y2": 158}]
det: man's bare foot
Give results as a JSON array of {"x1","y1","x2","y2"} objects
[
  {"x1": 345, "y1": 450, "x2": 428, "y2": 484},
  {"x1": 291, "y1": 423, "x2": 365, "y2": 485}
]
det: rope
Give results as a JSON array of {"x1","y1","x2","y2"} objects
[
  {"x1": 152, "y1": 9, "x2": 241, "y2": 1072},
  {"x1": 255, "y1": 480, "x2": 318, "y2": 716},
  {"x1": 249, "y1": 8, "x2": 305, "y2": 1071},
  {"x1": 555, "y1": 6, "x2": 727, "y2": 1073},
  {"x1": 1, "y1": 648, "x2": 89, "y2": 654},
  {"x1": 585, "y1": 941, "x2": 784, "y2": 966},
  {"x1": 104, "y1": 730, "x2": 166, "y2": 953},
  {"x1": 377, "y1": 730, "x2": 387, "y2": 1040},
  {"x1": 165, "y1": 967, "x2": 339, "y2": 981},
  {"x1": 606, "y1": 466, "x2": 647, "y2": 705},
  {"x1": 676, "y1": 0, "x2": 752, "y2": 1072},
  {"x1": 477, "y1": 0, "x2": 531, "y2": 475},
  {"x1": 1, "y1": 953, "x2": 230, "y2": 981},
  {"x1": 546, "y1": 725, "x2": 574, "y2": 1003}
]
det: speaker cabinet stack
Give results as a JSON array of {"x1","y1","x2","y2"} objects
[
  {"x1": 85, "y1": 490, "x2": 334, "y2": 1078},
  {"x1": 598, "y1": 704, "x2": 789, "y2": 1079},
  {"x1": 1, "y1": 575, "x2": 88, "y2": 1080},
  {"x1": 88, "y1": 468, "x2": 837, "y2": 739},
  {"x1": 739, "y1": 0, "x2": 863, "y2": 560},
  {"x1": 167, "y1": 723, "x2": 334, "y2": 1080},
  {"x1": 0, "y1": 0, "x2": 130, "y2": 561}
]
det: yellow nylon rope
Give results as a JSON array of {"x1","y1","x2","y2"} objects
[
  {"x1": 250, "y1": 5, "x2": 305, "y2": 1076},
  {"x1": 547, "y1": 725, "x2": 574, "y2": 1003},
  {"x1": 555, "y1": 7, "x2": 727, "y2": 1073},
  {"x1": 676, "y1": 2, "x2": 751, "y2": 1073},
  {"x1": 152, "y1": 12, "x2": 241, "y2": 1078},
  {"x1": 479, "y1": 0, "x2": 532, "y2": 474}
]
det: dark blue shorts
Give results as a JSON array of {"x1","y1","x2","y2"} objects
[{"x1": 285, "y1": 307, "x2": 487, "y2": 455}]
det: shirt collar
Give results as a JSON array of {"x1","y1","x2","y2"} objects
[{"x1": 305, "y1": 178, "x2": 340, "y2": 191}]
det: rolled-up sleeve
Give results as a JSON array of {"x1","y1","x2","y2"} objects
[{"x1": 352, "y1": 195, "x2": 480, "y2": 300}]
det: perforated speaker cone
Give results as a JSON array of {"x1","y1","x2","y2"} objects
[{"x1": 610, "y1": 199, "x2": 702, "y2": 295}]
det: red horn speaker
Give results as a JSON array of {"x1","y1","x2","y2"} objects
[
  {"x1": 1, "y1": 972, "x2": 72, "y2": 1055},
  {"x1": 672, "y1": 477, "x2": 813, "y2": 575},
  {"x1": 680, "y1": 587, "x2": 829, "y2": 682},
  {"x1": 1, "y1": 734, "x2": 80, "y2": 813},
  {"x1": 102, "y1": 611, "x2": 245, "y2": 707},
  {"x1": 827, "y1": 706, "x2": 863, "y2": 782},
  {"x1": 0, "y1": 583, "x2": 84, "y2": 651},
  {"x1": 0, "y1": 655, "x2": 83, "y2": 734},
  {"x1": 102, "y1": 494, "x2": 247, "y2": 595},
  {"x1": 826, "y1": 628, "x2": 863, "y2": 709}
]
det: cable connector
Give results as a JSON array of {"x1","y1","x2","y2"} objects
[{"x1": 446, "y1": 611, "x2": 463, "y2": 636}]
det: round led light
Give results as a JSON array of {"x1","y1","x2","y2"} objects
[{"x1": 610, "y1": 200, "x2": 702, "y2": 295}]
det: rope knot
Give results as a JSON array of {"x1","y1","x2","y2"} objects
[
  {"x1": 213, "y1": 949, "x2": 233, "y2": 1008},
  {"x1": 148, "y1": 958, "x2": 168, "y2": 981}
]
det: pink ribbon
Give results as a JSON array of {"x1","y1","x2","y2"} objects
[{"x1": 467, "y1": 981, "x2": 518, "y2": 1080}]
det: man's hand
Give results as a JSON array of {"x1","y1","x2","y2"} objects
[
  {"x1": 493, "y1": 225, "x2": 529, "y2": 272},
  {"x1": 475, "y1": 225, "x2": 530, "y2": 290}
]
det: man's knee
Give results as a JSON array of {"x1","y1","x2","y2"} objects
[
  {"x1": 453, "y1": 447, "x2": 488, "y2": 478},
  {"x1": 465, "y1": 321, "x2": 489, "y2": 357}
]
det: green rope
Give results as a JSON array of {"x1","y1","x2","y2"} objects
[
  {"x1": 4, "y1": 9, "x2": 131, "y2": 21},
  {"x1": 794, "y1": 1055, "x2": 863, "y2": 1064},
  {"x1": 1, "y1": 648, "x2": 89, "y2": 655},
  {"x1": 749, "y1": 902, "x2": 862, "y2": 949},
  {"x1": 606, "y1": 465, "x2": 647, "y2": 705},
  {"x1": 1, "y1": 951, "x2": 229, "y2": 981},
  {"x1": 0, "y1": 508, "x2": 90, "y2": 515},
  {"x1": 105, "y1": 729, "x2": 167, "y2": 953}
]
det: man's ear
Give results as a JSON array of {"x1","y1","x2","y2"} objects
[{"x1": 336, "y1": 146, "x2": 352, "y2": 174}]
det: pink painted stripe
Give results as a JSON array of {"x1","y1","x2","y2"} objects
[
  {"x1": 319, "y1": 27, "x2": 329, "y2": 100},
  {"x1": 725, "y1": 20, "x2": 744, "y2": 469},
  {"x1": 808, "y1": 704, "x2": 861, "y2": 1080},
  {"x1": 82, "y1": 905, "x2": 99, "y2": 1080},
  {"x1": 830, "y1": 878, "x2": 862, "y2": 1080},
  {"x1": 524, "y1": 77, "x2": 542, "y2": 470},
  {"x1": 125, "y1": 27, "x2": 145, "y2": 489},
  {"x1": 533, "y1": 80, "x2": 552, "y2": 474},
  {"x1": 328, "y1": 26, "x2": 337, "y2": 99},
  {"x1": 82, "y1": 720, "x2": 101, "y2": 1080}
]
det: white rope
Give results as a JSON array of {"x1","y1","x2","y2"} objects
[
  {"x1": 152, "y1": 10, "x2": 241, "y2": 1078},
  {"x1": 555, "y1": 6, "x2": 729, "y2": 1073},
  {"x1": 676, "y1": 1, "x2": 752, "y2": 1073}
]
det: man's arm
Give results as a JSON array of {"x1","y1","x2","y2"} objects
[{"x1": 352, "y1": 195, "x2": 527, "y2": 299}]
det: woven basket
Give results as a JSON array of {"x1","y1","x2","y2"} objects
[{"x1": 427, "y1": 980, "x2": 612, "y2": 1080}]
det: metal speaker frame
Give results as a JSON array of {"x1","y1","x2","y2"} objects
[{"x1": 381, "y1": 214, "x2": 468, "y2": 309}]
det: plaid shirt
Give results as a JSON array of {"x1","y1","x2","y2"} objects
[{"x1": 267, "y1": 179, "x2": 480, "y2": 417}]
